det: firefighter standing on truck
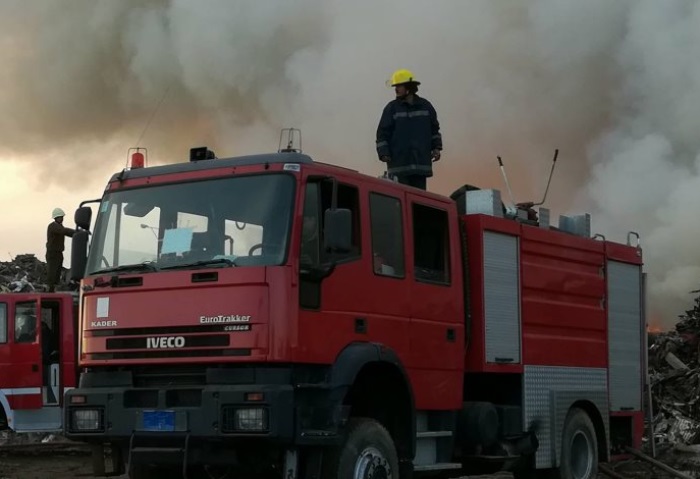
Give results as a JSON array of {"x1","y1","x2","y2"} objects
[
  {"x1": 376, "y1": 68, "x2": 442, "y2": 190},
  {"x1": 45, "y1": 207, "x2": 75, "y2": 292}
]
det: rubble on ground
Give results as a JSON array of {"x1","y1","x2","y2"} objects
[
  {"x1": 648, "y1": 291, "x2": 700, "y2": 474},
  {"x1": 0, "y1": 253, "x2": 67, "y2": 292},
  {"x1": 0, "y1": 431, "x2": 62, "y2": 447}
]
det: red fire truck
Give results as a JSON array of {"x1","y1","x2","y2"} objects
[
  {"x1": 64, "y1": 143, "x2": 646, "y2": 479},
  {"x1": 0, "y1": 292, "x2": 78, "y2": 433}
]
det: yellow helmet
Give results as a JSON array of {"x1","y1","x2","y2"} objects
[{"x1": 387, "y1": 69, "x2": 420, "y2": 87}]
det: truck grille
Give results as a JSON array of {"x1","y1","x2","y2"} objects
[
  {"x1": 88, "y1": 348, "x2": 251, "y2": 360},
  {"x1": 106, "y1": 334, "x2": 230, "y2": 350},
  {"x1": 132, "y1": 365, "x2": 207, "y2": 387}
]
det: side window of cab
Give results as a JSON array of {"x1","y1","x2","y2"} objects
[
  {"x1": 14, "y1": 302, "x2": 37, "y2": 344},
  {"x1": 412, "y1": 202, "x2": 450, "y2": 285},
  {"x1": 369, "y1": 192, "x2": 405, "y2": 278},
  {"x1": 300, "y1": 179, "x2": 361, "y2": 267}
]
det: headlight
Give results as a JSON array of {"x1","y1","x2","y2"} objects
[
  {"x1": 71, "y1": 408, "x2": 102, "y2": 431},
  {"x1": 235, "y1": 408, "x2": 268, "y2": 431}
]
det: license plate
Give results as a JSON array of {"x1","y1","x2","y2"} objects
[{"x1": 142, "y1": 410, "x2": 175, "y2": 432}]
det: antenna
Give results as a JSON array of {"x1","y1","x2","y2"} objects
[
  {"x1": 497, "y1": 149, "x2": 559, "y2": 209},
  {"x1": 278, "y1": 128, "x2": 302, "y2": 153},
  {"x1": 497, "y1": 155, "x2": 516, "y2": 205},
  {"x1": 532, "y1": 148, "x2": 558, "y2": 206}
]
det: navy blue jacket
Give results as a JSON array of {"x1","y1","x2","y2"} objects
[{"x1": 375, "y1": 95, "x2": 442, "y2": 177}]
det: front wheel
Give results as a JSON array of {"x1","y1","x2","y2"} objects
[
  {"x1": 557, "y1": 408, "x2": 598, "y2": 479},
  {"x1": 323, "y1": 417, "x2": 400, "y2": 479}
]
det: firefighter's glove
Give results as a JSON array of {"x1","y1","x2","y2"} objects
[
  {"x1": 380, "y1": 156, "x2": 391, "y2": 163},
  {"x1": 431, "y1": 149, "x2": 441, "y2": 162}
]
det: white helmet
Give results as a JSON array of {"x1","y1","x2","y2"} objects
[{"x1": 52, "y1": 207, "x2": 65, "y2": 219}]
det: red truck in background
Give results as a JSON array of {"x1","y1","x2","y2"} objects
[
  {"x1": 62, "y1": 143, "x2": 646, "y2": 479},
  {"x1": 0, "y1": 292, "x2": 78, "y2": 433}
]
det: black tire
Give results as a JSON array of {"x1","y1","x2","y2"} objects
[
  {"x1": 323, "y1": 417, "x2": 400, "y2": 479},
  {"x1": 557, "y1": 408, "x2": 598, "y2": 479}
]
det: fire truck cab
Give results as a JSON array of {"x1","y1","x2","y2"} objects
[{"x1": 0, "y1": 292, "x2": 78, "y2": 432}]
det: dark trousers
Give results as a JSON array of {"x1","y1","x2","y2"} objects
[
  {"x1": 46, "y1": 251, "x2": 63, "y2": 292},
  {"x1": 396, "y1": 174, "x2": 427, "y2": 190}
]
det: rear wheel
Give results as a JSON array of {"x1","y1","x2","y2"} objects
[
  {"x1": 557, "y1": 408, "x2": 598, "y2": 479},
  {"x1": 323, "y1": 417, "x2": 400, "y2": 479}
]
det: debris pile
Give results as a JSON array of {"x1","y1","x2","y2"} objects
[
  {"x1": 0, "y1": 253, "x2": 67, "y2": 292},
  {"x1": 649, "y1": 292, "x2": 700, "y2": 461},
  {"x1": 0, "y1": 431, "x2": 61, "y2": 447}
]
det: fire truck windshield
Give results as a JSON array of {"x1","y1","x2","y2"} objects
[{"x1": 85, "y1": 173, "x2": 295, "y2": 275}]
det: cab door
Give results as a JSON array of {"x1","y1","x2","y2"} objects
[
  {"x1": 404, "y1": 193, "x2": 464, "y2": 409},
  {"x1": 295, "y1": 175, "x2": 411, "y2": 364},
  {"x1": 39, "y1": 297, "x2": 63, "y2": 407},
  {"x1": 6, "y1": 296, "x2": 43, "y2": 410}
]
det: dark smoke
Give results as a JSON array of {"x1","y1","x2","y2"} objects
[{"x1": 0, "y1": 0, "x2": 329, "y2": 178}]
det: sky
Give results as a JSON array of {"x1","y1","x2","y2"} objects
[{"x1": 1, "y1": 0, "x2": 700, "y2": 328}]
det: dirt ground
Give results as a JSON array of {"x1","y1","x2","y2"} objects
[
  {"x1": 0, "y1": 452, "x2": 112, "y2": 479},
  {"x1": 0, "y1": 455, "x2": 515, "y2": 479},
  {"x1": 0, "y1": 452, "x2": 690, "y2": 479},
  {"x1": 0, "y1": 453, "x2": 517, "y2": 479}
]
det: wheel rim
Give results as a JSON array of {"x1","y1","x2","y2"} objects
[
  {"x1": 570, "y1": 430, "x2": 593, "y2": 479},
  {"x1": 353, "y1": 446, "x2": 392, "y2": 479}
]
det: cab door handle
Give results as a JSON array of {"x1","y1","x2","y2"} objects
[{"x1": 32, "y1": 364, "x2": 38, "y2": 372}]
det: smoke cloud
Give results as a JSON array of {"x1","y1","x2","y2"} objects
[{"x1": 0, "y1": 0, "x2": 699, "y2": 327}]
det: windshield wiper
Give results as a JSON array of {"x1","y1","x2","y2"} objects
[
  {"x1": 91, "y1": 261, "x2": 159, "y2": 275},
  {"x1": 160, "y1": 258, "x2": 238, "y2": 271}
]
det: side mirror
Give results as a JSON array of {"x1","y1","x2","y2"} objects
[
  {"x1": 70, "y1": 230, "x2": 89, "y2": 281},
  {"x1": 323, "y1": 208, "x2": 352, "y2": 253},
  {"x1": 75, "y1": 206, "x2": 92, "y2": 231}
]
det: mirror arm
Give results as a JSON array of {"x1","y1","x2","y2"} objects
[
  {"x1": 331, "y1": 177, "x2": 338, "y2": 210},
  {"x1": 79, "y1": 198, "x2": 102, "y2": 208}
]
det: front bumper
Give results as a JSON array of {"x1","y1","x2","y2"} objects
[
  {"x1": 65, "y1": 384, "x2": 295, "y2": 441},
  {"x1": 64, "y1": 367, "x2": 345, "y2": 449}
]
